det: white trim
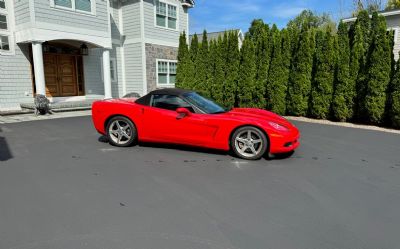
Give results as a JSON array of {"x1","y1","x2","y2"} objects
[
  {"x1": 156, "y1": 59, "x2": 177, "y2": 88},
  {"x1": 49, "y1": 0, "x2": 96, "y2": 16},
  {"x1": 153, "y1": 0, "x2": 179, "y2": 31},
  {"x1": 119, "y1": 0, "x2": 127, "y2": 96},
  {"x1": 388, "y1": 27, "x2": 400, "y2": 44},
  {"x1": 140, "y1": 0, "x2": 147, "y2": 95},
  {"x1": 343, "y1": 10, "x2": 400, "y2": 23},
  {"x1": 29, "y1": 0, "x2": 35, "y2": 24},
  {"x1": 124, "y1": 37, "x2": 178, "y2": 47}
]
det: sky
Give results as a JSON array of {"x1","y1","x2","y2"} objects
[{"x1": 189, "y1": 0, "x2": 387, "y2": 34}]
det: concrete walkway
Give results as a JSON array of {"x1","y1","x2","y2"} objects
[{"x1": 0, "y1": 110, "x2": 91, "y2": 124}]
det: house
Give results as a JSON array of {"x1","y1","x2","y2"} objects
[
  {"x1": 342, "y1": 9, "x2": 400, "y2": 60},
  {"x1": 0, "y1": 0, "x2": 194, "y2": 111},
  {"x1": 189, "y1": 29, "x2": 244, "y2": 48}
]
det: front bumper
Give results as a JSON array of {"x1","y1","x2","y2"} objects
[{"x1": 269, "y1": 129, "x2": 300, "y2": 154}]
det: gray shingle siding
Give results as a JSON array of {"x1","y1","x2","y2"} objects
[
  {"x1": 34, "y1": 0, "x2": 109, "y2": 32},
  {"x1": 124, "y1": 42, "x2": 144, "y2": 94},
  {"x1": 14, "y1": 1, "x2": 31, "y2": 25},
  {"x1": 0, "y1": 44, "x2": 34, "y2": 110},
  {"x1": 121, "y1": 0, "x2": 141, "y2": 39},
  {"x1": 83, "y1": 48, "x2": 104, "y2": 96}
]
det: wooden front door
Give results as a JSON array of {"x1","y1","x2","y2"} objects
[{"x1": 44, "y1": 54, "x2": 78, "y2": 97}]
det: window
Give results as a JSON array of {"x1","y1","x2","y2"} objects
[
  {"x1": 0, "y1": 0, "x2": 5, "y2": 9},
  {"x1": 0, "y1": 35, "x2": 8, "y2": 50},
  {"x1": 157, "y1": 60, "x2": 177, "y2": 86},
  {"x1": 151, "y1": 94, "x2": 193, "y2": 111},
  {"x1": 0, "y1": 14, "x2": 6, "y2": 30},
  {"x1": 110, "y1": 58, "x2": 117, "y2": 82},
  {"x1": 155, "y1": 0, "x2": 177, "y2": 30},
  {"x1": 52, "y1": 0, "x2": 93, "y2": 13}
]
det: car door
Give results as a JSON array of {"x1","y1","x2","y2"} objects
[{"x1": 140, "y1": 94, "x2": 217, "y2": 145}]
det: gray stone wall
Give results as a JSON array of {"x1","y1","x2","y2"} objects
[{"x1": 145, "y1": 43, "x2": 178, "y2": 92}]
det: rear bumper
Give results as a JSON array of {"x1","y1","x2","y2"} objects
[{"x1": 269, "y1": 130, "x2": 300, "y2": 154}]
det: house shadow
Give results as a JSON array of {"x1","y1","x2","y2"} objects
[{"x1": 0, "y1": 127, "x2": 13, "y2": 161}]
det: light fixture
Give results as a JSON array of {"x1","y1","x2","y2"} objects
[{"x1": 80, "y1": 43, "x2": 88, "y2": 56}]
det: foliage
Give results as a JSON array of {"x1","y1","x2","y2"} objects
[
  {"x1": 287, "y1": 26, "x2": 315, "y2": 116},
  {"x1": 176, "y1": 32, "x2": 190, "y2": 89},
  {"x1": 193, "y1": 30, "x2": 209, "y2": 93},
  {"x1": 352, "y1": 0, "x2": 383, "y2": 16},
  {"x1": 332, "y1": 21, "x2": 354, "y2": 121},
  {"x1": 309, "y1": 28, "x2": 336, "y2": 119},
  {"x1": 237, "y1": 38, "x2": 257, "y2": 107},
  {"x1": 386, "y1": 0, "x2": 400, "y2": 10},
  {"x1": 364, "y1": 13, "x2": 391, "y2": 124},
  {"x1": 222, "y1": 31, "x2": 240, "y2": 108},
  {"x1": 389, "y1": 55, "x2": 400, "y2": 128}
]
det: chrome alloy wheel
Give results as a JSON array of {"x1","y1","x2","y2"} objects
[
  {"x1": 108, "y1": 120, "x2": 133, "y2": 145},
  {"x1": 234, "y1": 130, "x2": 263, "y2": 158}
]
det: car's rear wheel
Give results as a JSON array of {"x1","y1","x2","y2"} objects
[
  {"x1": 106, "y1": 116, "x2": 137, "y2": 147},
  {"x1": 231, "y1": 126, "x2": 268, "y2": 160}
]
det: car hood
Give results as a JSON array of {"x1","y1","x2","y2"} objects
[{"x1": 226, "y1": 108, "x2": 294, "y2": 128}]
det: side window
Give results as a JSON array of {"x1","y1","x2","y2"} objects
[{"x1": 151, "y1": 94, "x2": 194, "y2": 112}]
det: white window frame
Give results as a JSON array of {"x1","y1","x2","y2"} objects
[
  {"x1": 156, "y1": 59, "x2": 177, "y2": 87},
  {"x1": 153, "y1": 0, "x2": 179, "y2": 31},
  {"x1": 0, "y1": 0, "x2": 14, "y2": 55},
  {"x1": 50, "y1": 0, "x2": 96, "y2": 16},
  {"x1": 100, "y1": 57, "x2": 117, "y2": 83}
]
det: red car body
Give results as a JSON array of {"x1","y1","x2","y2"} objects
[{"x1": 92, "y1": 93, "x2": 300, "y2": 155}]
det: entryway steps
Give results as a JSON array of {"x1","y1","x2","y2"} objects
[{"x1": 19, "y1": 99, "x2": 99, "y2": 113}]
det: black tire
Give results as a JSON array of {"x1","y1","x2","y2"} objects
[
  {"x1": 230, "y1": 126, "x2": 268, "y2": 160},
  {"x1": 106, "y1": 116, "x2": 137, "y2": 147}
]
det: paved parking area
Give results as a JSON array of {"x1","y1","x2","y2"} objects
[{"x1": 1, "y1": 116, "x2": 400, "y2": 249}]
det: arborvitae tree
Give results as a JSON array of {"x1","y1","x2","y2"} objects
[
  {"x1": 254, "y1": 25, "x2": 270, "y2": 108},
  {"x1": 212, "y1": 36, "x2": 226, "y2": 105},
  {"x1": 309, "y1": 28, "x2": 336, "y2": 119},
  {"x1": 385, "y1": 0, "x2": 400, "y2": 10},
  {"x1": 237, "y1": 38, "x2": 257, "y2": 107},
  {"x1": 205, "y1": 39, "x2": 217, "y2": 98},
  {"x1": 265, "y1": 25, "x2": 279, "y2": 104},
  {"x1": 286, "y1": 26, "x2": 315, "y2": 116},
  {"x1": 266, "y1": 28, "x2": 288, "y2": 115},
  {"x1": 185, "y1": 34, "x2": 199, "y2": 89},
  {"x1": 176, "y1": 32, "x2": 190, "y2": 89},
  {"x1": 248, "y1": 19, "x2": 268, "y2": 41},
  {"x1": 223, "y1": 31, "x2": 240, "y2": 108},
  {"x1": 389, "y1": 55, "x2": 400, "y2": 128},
  {"x1": 353, "y1": 10, "x2": 371, "y2": 119},
  {"x1": 332, "y1": 21, "x2": 353, "y2": 121},
  {"x1": 364, "y1": 13, "x2": 391, "y2": 124},
  {"x1": 193, "y1": 30, "x2": 209, "y2": 92}
]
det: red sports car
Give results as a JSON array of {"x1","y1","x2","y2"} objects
[{"x1": 92, "y1": 89, "x2": 300, "y2": 160}]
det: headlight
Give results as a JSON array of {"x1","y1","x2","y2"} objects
[{"x1": 268, "y1": 121, "x2": 289, "y2": 131}]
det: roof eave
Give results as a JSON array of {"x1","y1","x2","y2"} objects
[{"x1": 342, "y1": 9, "x2": 400, "y2": 23}]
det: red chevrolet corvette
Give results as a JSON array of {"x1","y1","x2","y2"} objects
[{"x1": 92, "y1": 88, "x2": 300, "y2": 160}]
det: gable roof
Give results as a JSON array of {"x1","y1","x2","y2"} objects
[{"x1": 342, "y1": 8, "x2": 400, "y2": 23}]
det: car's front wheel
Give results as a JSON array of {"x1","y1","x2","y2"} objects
[
  {"x1": 106, "y1": 116, "x2": 137, "y2": 147},
  {"x1": 231, "y1": 126, "x2": 268, "y2": 160}
]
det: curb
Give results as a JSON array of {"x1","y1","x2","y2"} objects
[{"x1": 285, "y1": 116, "x2": 400, "y2": 135}]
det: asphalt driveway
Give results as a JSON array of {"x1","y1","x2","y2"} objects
[{"x1": 0, "y1": 116, "x2": 399, "y2": 249}]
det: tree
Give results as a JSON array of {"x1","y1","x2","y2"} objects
[
  {"x1": 386, "y1": 0, "x2": 400, "y2": 10},
  {"x1": 222, "y1": 31, "x2": 240, "y2": 108},
  {"x1": 212, "y1": 35, "x2": 227, "y2": 105},
  {"x1": 176, "y1": 32, "x2": 191, "y2": 89},
  {"x1": 389, "y1": 54, "x2": 400, "y2": 128},
  {"x1": 332, "y1": 21, "x2": 354, "y2": 121},
  {"x1": 193, "y1": 30, "x2": 209, "y2": 93},
  {"x1": 237, "y1": 38, "x2": 257, "y2": 107},
  {"x1": 248, "y1": 19, "x2": 268, "y2": 41},
  {"x1": 309, "y1": 29, "x2": 336, "y2": 119},
  {"x1": 265, "y1": 27, "x2": 290, "y2": 115},
  {"x1": 286, "y1": 26, "x2": 315, "y2": 116},
  {"x1": 254, "y1": 25, "x2": 270, "y2": 109},
  {"x1": 364, "y1": 13, "x2": 391, "y2": 124}
]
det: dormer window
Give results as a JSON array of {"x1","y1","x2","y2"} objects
[
  {"x1": 51, "y1": 0, "x2": 94, "y2": 14},
  {"x1": 0, "y1": 0, "x2": 10, "y2": 53},
  {"x1": 155, "y1": 0, "x2": 177, "y2": 30}
]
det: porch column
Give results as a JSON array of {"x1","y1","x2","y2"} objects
[
  {"x1": 32, "y1": 41, "x2": 46, "y2": 96},
  {"x1": 102, "y1": 49, "x2": 112, "y2": 99}
]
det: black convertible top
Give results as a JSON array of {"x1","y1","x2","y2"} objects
[{"x1": 135, "y1": 88, "x2": 193, "y2": 106}]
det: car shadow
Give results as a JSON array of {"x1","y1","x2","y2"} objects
[
  {"x1": 0, "y1": 127, "x2": 13, "y2": 161},
  {"x1": 98, "y1": 135, "x2": 295, "y2": 161}
]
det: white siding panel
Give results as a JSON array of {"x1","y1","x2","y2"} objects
[
  {"x1": 121, "y1": 0, "x2": 141, "y2": 39},
  {"x1": 34, "y1": 0, "x2": 109, "y2": 32},
  {"x1": 0, "y1": 44, "x2": 34, "y2": 111},
  {"x1": 14, "y1": 0, "x2": 31, "y2": 25},
  {"x1": 124, "y1": 42, "x2": 143, "y2": 94}
]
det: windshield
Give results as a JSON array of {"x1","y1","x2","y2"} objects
[{"x1": 183, "y1": 92, "x2": 227, "y2": 114}]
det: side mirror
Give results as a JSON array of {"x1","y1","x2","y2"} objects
[{"x1": 176, "y1": 107, "x2": 191, "y2": 119}]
